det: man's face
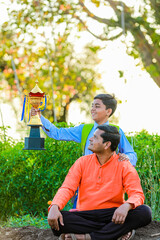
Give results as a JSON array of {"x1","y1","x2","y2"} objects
[
  {"x1": 88, "y1": 129, "x2": 106, "y2": 153},
  {"x1": 91, "y1": 99, "x2": 109, "y2": 124}
]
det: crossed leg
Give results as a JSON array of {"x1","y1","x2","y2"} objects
[{"x1": 52, "y1": 205, "x2": 151, "y2": 240}]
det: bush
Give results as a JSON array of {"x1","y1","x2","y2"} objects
[
  {"x1": 0, "y1": 126, "x2": 159, "y2": 221},
  {"x1": 127, "y1": 130, "x2": 160, "y2": 220},
  {"x1": 0, "y1": 123, "x2": 82, "y2": 220}
]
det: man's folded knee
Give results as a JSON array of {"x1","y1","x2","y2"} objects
[
  {"x1": 144, "y1": 205, "x2": 152, "y2": 222},
  {"x1": 139, "y1": 204, "x2": 152, "y2": 224}
]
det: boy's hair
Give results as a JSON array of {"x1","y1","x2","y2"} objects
[
  {"x1": 94, "y1": 94, "x2": 117, "y2": 117},
  {"x1": 97, "y1": 124, "x2": 120, "y2": 151}
]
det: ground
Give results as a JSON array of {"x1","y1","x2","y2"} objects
[{"x1": 0, "y1": 221, "x2": 160, "y2": 240}]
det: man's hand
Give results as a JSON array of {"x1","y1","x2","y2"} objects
[
  {"x1": 118, "y1": 153, "x2": 129, "y2": 162},
  {"x1": 48, "y1": 205, "x2": 64, "y2": 231},
  {"x1": 112, "y1": 203, "x2": 133, "y2": 224},
  {"x1": 30, "y1": 107, "x2": 41, "y2": 117}
]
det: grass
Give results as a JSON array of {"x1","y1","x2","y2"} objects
[{"x1": 0, "y1": 214, "x2": 49, "y2": 229}]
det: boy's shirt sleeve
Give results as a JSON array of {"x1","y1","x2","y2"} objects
[
  {"x1": 118, "y1": 128, "x2": 137, "y2": 166},
  {"x1": 41, "y1": 115, "x2": 84, "y2": 143}
]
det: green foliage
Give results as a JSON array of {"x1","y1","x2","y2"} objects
[
  {"x1": 127, "y1": 130, "x2": 160, "y2": 220},
  {"x1": 0, "y1": 0, "x2": 103, "y2": 122},
  {"x1": 0, "y1": 126, "x2": 14, "y2": 151},
  {"x1": 0, "y1": 127, "x2": 159, "y2": 222},
  {"x1": 89, "y1": 0, "x2": 160, "y2": 87},
  {"x1": 0, "y1": 123, "x2": 82, "y2": 220},
  {"x1": 0, "y1": 214, "x2": 48, "y2": 229}
]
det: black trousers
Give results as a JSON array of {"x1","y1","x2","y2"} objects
[{"x1": 52, "y1": 205, "x2": 151, "y2": 240}]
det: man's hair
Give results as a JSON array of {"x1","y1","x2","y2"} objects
[
  {"x1": 97, "y1": 124, "x2": 120, "y2": 151},
  {"x1": 94, "y1": 94, "x2": 117, "y2": 117}
]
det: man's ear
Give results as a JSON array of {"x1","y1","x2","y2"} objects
[
  {"x1": 106, "y1": 108, "x2": 112, "y2": 117},
  {"x1": 104, "y1": 141, "x2": 111, "y2": 150}
]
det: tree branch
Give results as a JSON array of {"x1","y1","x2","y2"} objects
[
  {"x1": 76, "y1": 0, "x2": 160, "y2": 87},
  {"x1": 74, "y1": 15, "x2": 123, "y2": 41},
  {"x1": 106, "y1": 0, "x2": 131, "y2": 14},
  {"x1": 78, "y1": 0, "x2": 119, "y2": 26}
]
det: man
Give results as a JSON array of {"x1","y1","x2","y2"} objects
[
  {"x1": 32, "y1": 94, "x2": 137, "y2": 166},
  {"x1": 48, "y1": 125, "x2": 151, "y2": 240},
  {"x1": 33, "y1": 93, "x2": 137, "y2": 212}
]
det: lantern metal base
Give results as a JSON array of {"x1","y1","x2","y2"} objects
[{"x1": 23, "y1": 125, "x2": 45, "y2": 150}]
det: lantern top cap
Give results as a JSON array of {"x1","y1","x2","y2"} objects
[{"x1": 30, "y1": 80, "x2": 43, "y2": 94}]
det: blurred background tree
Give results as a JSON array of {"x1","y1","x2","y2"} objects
[
  {"x1": 0, "y1": 0, "x2": 102, "y2": 122},
  {"x1": 55, "y1": 0, "x2": 160, "y2": 88},
  {"x1": 1, "y1": 0, "x2": 159, "y2": 124}
]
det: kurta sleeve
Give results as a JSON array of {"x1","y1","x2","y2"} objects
[
  {"x1": 122, "y1": 162, "x2": 145, "y2": 209},
  {"x1": 49, "y1": 157, "x2": 83, "y2": 210}
]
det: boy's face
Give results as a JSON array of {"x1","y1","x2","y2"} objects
[{"x1": 91, "y1": 99, "x2": 110, "y2": 124}]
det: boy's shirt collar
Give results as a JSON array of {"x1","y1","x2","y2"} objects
[{"x1": 94, "y1": 121, "x2": 109, "y2": 129}]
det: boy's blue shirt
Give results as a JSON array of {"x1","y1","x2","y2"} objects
[{"x1": 41, "y1": 115, "x2": 137, "y2": 166}]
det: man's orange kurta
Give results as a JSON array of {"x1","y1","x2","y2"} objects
[{"x1": 50, "y1": 152, "x2": 144, "y2": 211}]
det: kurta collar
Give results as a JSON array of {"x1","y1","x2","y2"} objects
[{"x1": 94, "y1": 152, "x2": 117, "y2": 167}]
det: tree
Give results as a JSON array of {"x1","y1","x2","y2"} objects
[
  {"x1": 56, "y1": 0, "x2": 160, "y2": 88},
  {"x1": 0, "y1": 0, "x2": 103, "y2": 122}
]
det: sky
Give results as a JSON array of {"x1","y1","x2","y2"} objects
[
  {"x1": 0, "y1": 0, "x2": 160, "y2": 139},
  {"x1": 67, "y1": 0, "x2": 160, "y2": 135},
  {"x1": 67, "y1": 33, "x2": 160, "y2": 135}
]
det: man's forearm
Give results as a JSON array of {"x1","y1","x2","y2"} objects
[{"x1": 112, "y1": 203, "x2": 133, "y2": 224}]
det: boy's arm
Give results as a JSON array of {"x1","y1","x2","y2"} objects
[{"x1": 40, "y1": 115, "x2": 84, "y2": 142}]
